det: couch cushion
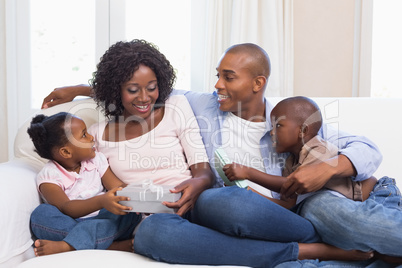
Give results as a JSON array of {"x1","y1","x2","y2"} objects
[
  {"x1": 18, "y1": 249, "x2": 247, "y2": 267},
  {"x1": 0, "y1": 159, "x2": 41, "y2": 264}
]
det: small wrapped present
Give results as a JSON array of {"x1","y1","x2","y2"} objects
[
  {"x1": 214, "y1": 147, "x2": 248, "y2": 188},
  {"x1": 117, "y1": 179, "x2": 181, "y2": 214}
]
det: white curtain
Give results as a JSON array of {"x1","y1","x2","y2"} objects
[
  {"x1": 0, "y1": 0, "x2": 9, "y2": 163},
  {"x1": 202, "y1": 0, "x2": 294, "y2": 97}
]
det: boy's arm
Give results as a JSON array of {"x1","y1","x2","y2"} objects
[
  {"x1": 224, "y1": 163, "x2": 286, "y2": 193},
  {"x1": 226, "y1": 164, "x2": 297, "y2": 209}
]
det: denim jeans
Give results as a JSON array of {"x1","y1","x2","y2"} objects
[
  {"x1": 299, "y1": 176, "x2": 402, "y2": 257},
  {"x1": 30, "y1": 204, "x2": 141, "y2": 250},
  {"x1": 367, "y1": 176, "x2": 402, "y2": 210},
  {"x1": 134, "y1": 186, "x2": 320, "y2": 268},
  {"x1": 276, "y1": 259, "x2": 398, "y2": 268}
]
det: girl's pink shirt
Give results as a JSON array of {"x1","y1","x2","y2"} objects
[{"x1": 36, "y1": 151, "x2": 109, "y2": 217}]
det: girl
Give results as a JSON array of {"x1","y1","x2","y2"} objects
[{"x1": 28, "y1": 112, "x2": 141, "y2": 256}]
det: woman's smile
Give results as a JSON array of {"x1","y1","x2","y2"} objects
[{"x1": 133, "y1": 103, "x2": 151, "y2": 113}]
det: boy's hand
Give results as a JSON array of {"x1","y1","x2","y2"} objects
[
  {"x1": 223, "y1": 163, "x2": 249, "y2": 181},
  {"x1": 101, "y1": 187, "x2": 132, "y2": 215}
]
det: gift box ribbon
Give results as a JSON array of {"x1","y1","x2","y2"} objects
[{"x1": 140, "y1": 179, "x2": 164, "y2": 201}]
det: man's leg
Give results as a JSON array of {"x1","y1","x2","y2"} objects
[
  {"x1": 299, "y1": 190, "x2": 402, "y2": 256},
  {"x1": 368, "y1": 176, "x2": 402, "y2": 210}
]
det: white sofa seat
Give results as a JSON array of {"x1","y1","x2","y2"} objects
[{"x1": 1, "y1": 97, "x2": 401, "y2": 267}]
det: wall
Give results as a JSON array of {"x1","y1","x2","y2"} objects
[{"x1": 293, "y1": 0, "x2": 356, "y2": 97}]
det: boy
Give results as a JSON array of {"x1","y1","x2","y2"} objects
[{"x1": 223, "y1": 96, "x2": 377, "y2": 208}]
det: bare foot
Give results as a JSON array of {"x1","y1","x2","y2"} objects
[
  {"x1": 374, "y1": 252, "x2": 402, "y2": 264},
  {"x1": 298, "y1": 243, "x2": 374, "y2": 261},
  {"x1": 107, "y1": 239, "x2": 133, "y2": 253},
  {"x1": 34, "y1": 239, "x2": 75, "y2": 257}
]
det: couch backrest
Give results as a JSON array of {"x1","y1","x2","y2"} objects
[
  {"x1": 14, "y1": 96, "x2": 402, "y2": 187},
  {"x1": 14, "y1": 98, "x2": 106, "y2": 169}
]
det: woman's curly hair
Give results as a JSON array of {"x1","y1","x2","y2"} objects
[{"x1": 89, "y1": 39, "x2": 176, "y2": 119}]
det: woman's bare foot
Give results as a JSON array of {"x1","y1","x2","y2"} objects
[
  {"x1": 34, "y1": 239, "x2": 75, "y2": 257},
  {"x1": 298, "y1": 243, "x2": 374, "y2": 261},
  {"x1": 107, "y1": 239, "x2": 133, "y2": 252}
]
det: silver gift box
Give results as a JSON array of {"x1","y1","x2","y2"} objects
[{"x1": 117, "y1": 180, "x2": 181, "y2": 214}]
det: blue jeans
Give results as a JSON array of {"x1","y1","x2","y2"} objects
[
  {"x1": 30, "y1": 204, "x2": 141, "y2": 250},
  {"x1": 299, "y1": 176, "x2": 402, "y2": 257},
  {"x1": 134, "y1": 186, "x2": 320, "y2": 268},
  {"x1": 276, "y1": 259, "x2": 398, "y2": 268}
]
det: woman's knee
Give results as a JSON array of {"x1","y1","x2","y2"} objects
[
  {"x1": 134, "y1": 213, "x2": 186, "y2": 258},
  {"x1": 135, "y1": 214, "x2": 180, "y2": 245},
  {"x1": 195, "y1": 187, "x2": 251, "y2": 215}
]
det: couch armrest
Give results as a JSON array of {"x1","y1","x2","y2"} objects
[{"x1": 0, "y1": 158, "x2": 41, "y2": 264}]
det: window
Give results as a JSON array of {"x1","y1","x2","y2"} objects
[
  {"x1": 30, "y1": 0, "x2": 96, "y2": 108},
  {"x1": 27, "y1": 0, "x2": 192, "y2": 111},
  {"x1": 370, "y1": 0, "x2": 402, "y2": 97},
  {"x1": 113, "y1": 0, "x2": 191, "y2": 91}
]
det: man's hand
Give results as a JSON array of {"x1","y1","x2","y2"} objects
[
  {"x1": 41, "y1": 85, "x2": 91, "y2": 109},
  {"x1": 281, "y1": 155, "x2": 356, "y2": 199},
  {"x1": 281, "y1": 161, "x2": 335, "y2": 199}
]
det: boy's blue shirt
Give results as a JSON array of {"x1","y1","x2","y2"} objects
[{"x1": 173, "y1": 90, "x2": 382, "y2": 189}]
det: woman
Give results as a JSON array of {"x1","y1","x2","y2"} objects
[{"x1": 88, "y1": 39, "x2": 213, "y2": 217}]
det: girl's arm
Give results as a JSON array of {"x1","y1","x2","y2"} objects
[
  {"x1": 101, "y1": 167, "x2": 127, "y2": 190},
  {"x1": 40, "y1": 182, "x2": 131, "y2": 218},
  {"x1": 163, "y1": 162, "x2": 214, "y2": 217}
]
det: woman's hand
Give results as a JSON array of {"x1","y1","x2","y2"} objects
[
  {"x1": 163, "y1": 162, "x2": 213, "y2": 217},
  {"x1": 101, "y1": 187, "x2": 132, "y2": 215},
  {"x1": 41, "y1": 84, "x2": 92, "y2": 109}
]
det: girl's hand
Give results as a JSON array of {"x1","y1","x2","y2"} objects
[
  {"x1": 223, "y1": 163, "x2": 249, "y2": 181},
  {"x1": 101, "y1": 187, "x2": 132, "y2": 215}
]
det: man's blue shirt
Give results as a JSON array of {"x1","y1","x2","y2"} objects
[{"x1": 173, "y1": 90, "x2": 382, "y2": 188}]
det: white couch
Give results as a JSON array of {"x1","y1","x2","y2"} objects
[{"x1": 1, "y1": 97, "x2": 401, "y2": 268}]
